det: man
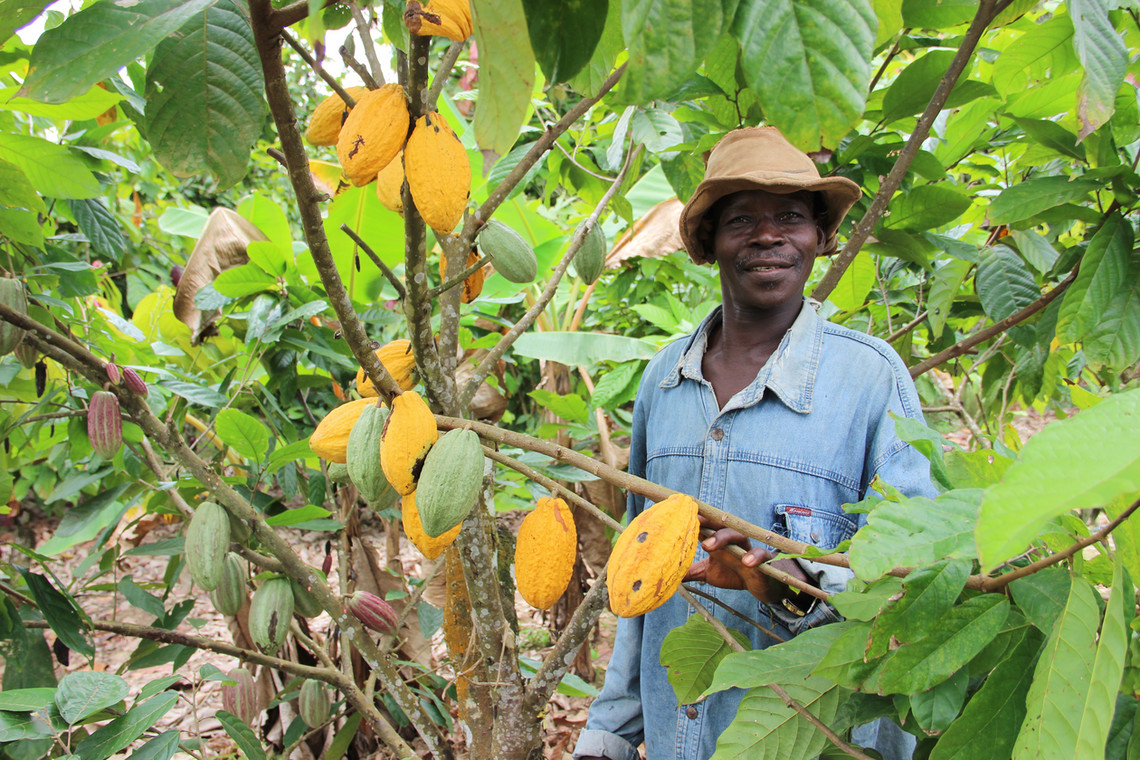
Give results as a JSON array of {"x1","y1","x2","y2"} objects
[{"x1": 573, "y1": 127, "x2": 937, "y2": 760}]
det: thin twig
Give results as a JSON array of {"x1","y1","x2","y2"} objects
[
  {"x1": 339, "y1": 45, "x2": 379, "y2": 89},
  {"x1": 682, "y1": 585, "x2": 786, "y2": 641},
  {"x1": 886, "y1": 310, "x2": 928, "y2": 344},
  {"x1": 426, "y1": 41, "x2": 464, "y2": 109},
  {"x1": 340, "y1": 224, "x2": 407, "y2": 298},
  {"x1": 281, "y1": 29, "x2": 358, "y2": 106},
  {"x1": 427, "y1": 253, "x2": 492, "y2": 300},
  {"x1": 349, "y1": 4, "x2": 385, "y2": 86}
]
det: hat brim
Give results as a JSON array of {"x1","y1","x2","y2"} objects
[{"x1": 680, "y1": 174, "x2": 862, "y2": 263}]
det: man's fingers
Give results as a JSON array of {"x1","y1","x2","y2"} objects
[{"x1": 684, "y1": 557, "x2": 710, "y2": 582}]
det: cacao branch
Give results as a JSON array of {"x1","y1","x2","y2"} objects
[
  {"x1": 339, "y1": 223, "x2": 407, "y2": 299},
  {"x1": 280, "y1": 29, "x2": 357, "y2": 107}
]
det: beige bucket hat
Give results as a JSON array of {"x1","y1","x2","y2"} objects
[{"x1": 679, "y1": 126, "x2": 862, "y2": 263}]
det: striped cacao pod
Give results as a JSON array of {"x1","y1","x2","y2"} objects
[
  {"x1": 249, "y1": 576, "x2": 294, "y2": 655},
  {"x1": 0, "y1": 277, "x2": 27, "y2": 355},
  {"x1": 185, "y1": 502, "x2": 231, "y2": 592},
  {"x1": 355, "y1": 339, "x2": 417, "y2": 396},
  {"x1": 221, "y1": 668, "x2": 260, "y2": 725},
  {"x1": 405, "y1": 111, "x2": 470, "y2": 233},
  {"x1": 305, "y1": 86, "x2": 367, "y2": 146},
  {"x1": 415, "y1": 428, "x2": 484, "y2": 537},
  {"x1": 298, "y1": 679, "x2": 331, "y2": 728},
  {"x1": 477, "y1": 220, "x2": 537, "y2": 284},
  {"x1": 440, "y1": 248, "x2": 484, "y2": 303},
  {"x1": 404, "y1": 0, "x2": 472, "y2": 40},
  {"x1": 208, "y1": 552, "x2": 248, "y2": 616},
  {"x1": 122, "y1": 367, "x2": 148, "y2": 396},
  {"x1": 336, "y1": 84, "x2": 409, "y2": 187},
  {"x1": 573, "y1": 220, "x2": 607, "y2": 284},
  {"x1": 310, "y1": 397, "x2": 374, "y2": 463},
  {"x1": 401, "y1": 490, "x2": 460, "y2": 559},
  {"x1": 515, "y1": 497, "x2": 577, "y2": 609},
  {"x1": 87, "y1": 390, "x2": 122, "y2": 460},
  {"x1": 379, "y1": 390, "x2": 437, "y2": 495},
  {"x1": 608, "y1": 494, "x2": 700, "y2": 618},
  {"x1": 346, "y1": 590, "x2": 398, "y2": 634},
  {"x1": 347, "y1": 402, "x2": 400, "y2": 508},
  {"x1": 104, "y1": 362, "x2": 121, "y2": 384}
]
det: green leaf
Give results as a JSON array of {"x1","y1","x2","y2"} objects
[
  {"x1": 55, "y1": 671, "x2": 129, "y2": 725},
  {"x1": 830, "y1": 576, "x2": 904, "y2": 621},
  {"x1": 118, "y1": 575, "x2": 166, "y2": 619},
  {"x1": 128, "y1": 730, "x2": 181, "y2": 760},
  {"x1": 705, "y1": 622, "x2": 851, "y2": 695},
  {"x1": 21, "y1": 0, "x2": 218, "y2": 104},
  {"x1": 733, "y1": 0, "x2": 875, "y2": 149},
  {"x1": 1073, "y1": 559, "x2": 1129, "y2": 756},
  {"x1": 882, "y1": 50, "x2": 958, "y2": 124},
  {"x1": 867, "y1": 559, "x2": 972, "y2": 658},
  {"x1": 157, "y1": 206, "x2": 209, "y2": 238},
  {"x1": 910, "y1": 667, "x2": 968, "y2": 732},
  {"x1": 0, "y1": 709, "x2": 55, "y2": 741},
  {"x1": 511, "y1": 331, "x2": 658, "y2": 365},
  {"x1": 323, "y1": 183, "x2": 403, "y2": 297},
  {"x1": 143, "y1": 0, "x2": 264, "y2": 189},
  {"x1": 0, "y1": 84, "x2": 122, "y2": 121},
  {"x1": 876, "y1": 594, "x2": 1010, "y2": 694},
  {"x1": 0, "y1": 207, "x2": 45, "y2": 248},
  {"x1": 68, "y1": 198, "x2": 127, "y2": 260},
  {"x1": 883, "y1": 184, "x2": 972, "y2": 231},
  {"x1": 991, "y1": 12, "x2": 1075, "y2": 98},
  {"x1": 1082, "y1": 247, "x2": 1140, "y2": 369},
  {"x1": 265, "y1": 439, "x2": 312, "y2": 474},
  {"x1": 157, "y1": 379, "x2": 228, "y2": 408},
  {"x1": 0, "y1": 133, "x2": 101, "y2": 199},
  {"x1": 1057, "y1": 213, "x2": 1133, "y2": 344},
  {"x1": 471, "y1": 0, "x2": 535, "y2": 155},
  {"x1": 590, "y1": 361, "x2": 641, "y2": 409},
  {"x1": 0, "y1": 156, "x2": 46, "y2": 214},
  {"x1": 0, "y1": 0, "x2": 52, "y2": 44},
  {"x1": 975, "y1": 388, "x2": 1140, "y2": 570},
  {"x1": 326, "y1": 712, "x2": 362, "y2": 760},
  {"x1": 1009, "y1": 568, "x2": 1071, "y2": 634},
  {"x1": 265, "y1": 505, "x2": 331, "y2": 526},
  {"x1": 522, "y1": 0, "x2": 606, "y2": 83},
  {"x1": 1013, "y1": 117, "x2": 1084, "y2": 162},
  {"x1": 828, "y1": 250, "x2": 875, "y2": 312},
  {"x1": 711, "y1": 677, "x2": 840, "y2": 759},
  {"x1": 527, "y1": 390, "x2": 590, "y2": 424},
  {"x1": 975, "y1": 243, "x2": 1041, "y2": 324},
  {"x1": 927, "y1": 258, "x2": 973, "y2": 340},
  {"x1": 1012, "y1": 576, "x2": 1100, "y2": 759},
  {"x1": 245, "y1": 240, "x2": 287, "y2": 278},
  {"x1": 73, "y1": 691, "x2": 178, "y2": 760},
  {"x1": 569, "y1": 0, "x2": 622, "y2": 96},
  {"x1": 1107, "y1": 495, "x2": 1140, "y2": 587},
  {"x1": 18, "y1": 570, "x2": 94, "y2": 659},
  {"x1": 0, "y1": 688, "x2": 57, "y2": 712},
  {"x1": 214, "y1": 408, "x2": 270, "y2": 463},
  {"x1": 1069, "y1": 0, "x2": 1128, "y2": 139},
  {"x1": 848, "y1": 489, "x2": 980, "y2": 580},
  {"x1": 660, "y1": 615, "x2": 750, "y2": 705},
  {"x1": 900, "y1": 0, "x2": 975, "y2": 27},
  {"x1": 620, "y1": 0, "x2": 726, "y2": 103},
  {"x1": 214, "y1": 263, "x2": 277, "y2": 298},
  {"x1": 1010, "y1": 228, "x2": 1061, "y2": 274},
  {"x1": 217, "y1": 710, "x2": 267, "y2": 760},
  {"x1": 987, "y1": 175, "x2": 1100, "y2": 225}
]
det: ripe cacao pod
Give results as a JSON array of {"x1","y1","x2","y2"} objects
[
  {"x1": 347, "y1": 402, "x2": 400, "y2": 508},
  {"x1": 415, "y1": 428, "x2": 484, "y2": 537},
  {"x1": 337, "y1": 84, "x2": 410, "y2": 187},
  {"x1": 355, "y1": 339, "x2": 417, "y2": 396},
  {"x1": 122, "y1": 367, "x2": 148, "y2": 396},
  {"x1": 208, "y1": 552, "x2": 248, "y2": 616},
  {"x1": 402, "y1": 490, "x2": 460, "y2": 559},
  {"x1": 0, "y1": 277, "x2": 27, "y2": 355},
  {"x1": 477, "y1": 220, "x2": 537, "y2": 284},
  {"x1": 306, "y1": 86, "x2": 367, "y2": 146},
  {"x1": 608, "y1": 494, "x2": 700, "y2": 618},
  {"x1": 573, "y1": 220, "x2": 607, "y2": 284},
  {"x1": 310, "y1": 396, "x2": 375, "y2": 463},
  {"x1": 185, "y1": 502, "x2": 231, "y2": 592},
  {"x1": 404, "y1": 0, "x2": 472, "y2": 41},
  {"x1": 346, "y1": 590, "x2": 398, "y2": 634},
  {"x1": 249, "y1": 576, "x2": 295, "y2": 655},
  {"x1": 298, "y1": 679, "x2": 331, "y2": 728},
  {"x1": 291, "y1": 579, "x2": 324, "y2": 618},
  {"x1": 440, "y1": 248, "x2": 484, "y2": 303},
  {"x1": 379, "y1": 390, "x2": 437, "y2": 495},
  {"x1": 405, "y1": 111, "x2": 470, "y2": 233},
  {"x1": 375, "y1": 152, "x2": 405, "y2": 214},
  {"x1": 221, "y1": 668, "x2": 260, "y2": 725},
  {"x1": 514, "y1": 497, "x2": 576, "y2": 609},
  {"x1": 87, "y1": 390, "x2": 122, "y2": 460}
]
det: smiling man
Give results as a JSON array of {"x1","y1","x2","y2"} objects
[{"x1": 573, "y1": 127, "x2": 937, "y2": 760}]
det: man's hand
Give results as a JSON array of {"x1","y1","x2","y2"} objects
[{"x1": 683, "y1": 519, "x2": 810, "y2": 603}]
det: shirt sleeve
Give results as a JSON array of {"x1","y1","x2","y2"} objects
[{"x1": 573, "y1": 613, "x2": 647, "y2": 760}]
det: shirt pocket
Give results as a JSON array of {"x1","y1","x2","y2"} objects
[{"x1": 773, "y1": 504, "x2": 858, "y2": 550}]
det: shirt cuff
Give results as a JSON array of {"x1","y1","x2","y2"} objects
[{"x1": 573, "y1": 729, "x2": 641, "y2": 760}]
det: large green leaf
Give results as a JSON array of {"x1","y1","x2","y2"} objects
[
  {"x1": 0, "y1": 0, "x2": 52, "y2": 44},
  {"x1": 991, "y1": 12, "x2": 1075, "y2": 98},
  {"x1": 21, "y1": 0, "x2": 218, "y2": 104},
  {"x1": 704, "y1": 622, "x2": 852, "y2": 695},
  {"x1": 910, "y1": 668, "x2": 968, "y2": 732},
  {"x1": 1057, "y1": 213, "x2": 1133, "y2": 344},
  {"x1": 1012, "y1": 576, "x2": 1099, "y2": 759},
  {"x1": 732, "y1": 0, "x2": 875, "y2": 150},
  {"x1": 927, "y1": 258, "x2": 972, "y2": 340},
  {"x1": 68, "y1": 198, "x2": 127, "y2": 260},
  {"x1": 55, "y1": 671, "x2": 129, "y2": 725},
  {"x1": 73, "y1": 692, "x2": 179, "y2": 760},
  {"x1": 1106, "y1": 494, "x2": 1140, "y2": 586},
  {"x1": 510, "y1": 331, "x2": 659, "y2": 365},
  {"x1": 0, "y1": 133, "x2": 101, "y2": 200},
  {"x1": 975, "y1": 243, "x2": 1040, "y2": 324},
  {"x1": 881, "y1": 50, "x2": 958, "y2": 124},
  {"x1": 828, "y1": 250, "x2": 875, "y2": 312},
  {"x1": 711, "y1": 677, "x2": 840, "y2": 759},
  {"x1": 900, "y1": 0, "x2": 975, "y2": 28},
  {"x1": 620, "y1": 0, "x2": 727, "y2": 103},
  {"x1": 522, "y1": 0, "x2": 606, "y2": 83},
  {"x1": 1009, "y1": 568, "x2": 1071, "y2": 634},
  {"x1": 975, "y1": 388, "x2": 1140, "y2": 570},
  {"x1": 848, "y1": 489, "x2": 980, "y2": 580},
  {"x1": 660, "y1": 615, "x2": 751, "y2": 705},
  {"x1": 883, "y1": 183, "x2": 972, "y2": 231},
  {"x1": 1082, "y1": 247, "x2": 1140, "y2": 369},
  {"x1": 324, "y1": 184, "x2": 404, "y2": 300},
  {"x1": 472, "y1": 0, "x2": 535, "y2": 155},
  {"x1": 0, "y1": 157, "x2": 46, "y2": 214},
  {"x1": 568, "y1": 0, "x2": 623, "y2": 97},
  {"x1": 18, "y1": 570, "x2": 94, "y2": 659},
  {"x1": 214, "y1": 408, "x2": 270, "y2": 464},
  {"x1": 217, "y1": 710, "x2": 267, "y2": 760},
  {"x1": 1068, "y1": 0, "x2": 1127, "y2": 139},
  {"x1": 867, "y1": 558, "x2": 971, "y2": 658},
  {"x1": 0, "y1": 84, "x2": 122, "y2": 121},
  {"x1": 1073, "y1": 560, "x2": 1129, "y2": 756},
  {"x1": 987, "y1": 175, "x2": 1100, "y2": 225},
  {"x1": 143, "y1": 0, "x2": 264, "y2": 190}
]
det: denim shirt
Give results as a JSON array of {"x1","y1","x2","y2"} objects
[{"x1": 574, "y1": 300, "x2": 937, "y2": 760}]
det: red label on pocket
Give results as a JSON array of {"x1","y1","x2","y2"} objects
[{"x1": 785, "y1": 506, "x2": 812, "y2": 517}]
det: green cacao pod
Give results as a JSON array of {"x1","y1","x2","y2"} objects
[
  {"x1": 87, "y1": 390, "x2": 122, "y2": 460},
  {"x1": 185, "y1": 501, "x2": 231, "y2": 592},
  {"x1": 14, "y1": 341, "x2": 37, "y2": 369},
  {"x1": 208, "y1": 552, "x2": 248, "y2": 616},
  {"x1": 226, "y1": 508, "x2": 251, "y2": 543},
  {"x1": 415, "y1": 428, "x2": 484, "y2": 537},
  {"x1": 221, "y1": 668, "x2": 260, "y2": 725},
  {"x1": 291, "y1": 579, "x2": 324, "y2": 618},
  {"x1": 249, "y1": 576, "x2": 294, "y2": 655},
  {"x1": 298, "y1": 679, "x2": 331, "y2": 728},
  {"x1": 0, "y1": 277, "x2": 27, "y2": 355},
  {"x1": 347, "y1": 402, "x2": 399, "y2": 508},
  {"x1": 327, "y1": 461, "x2": 351, "y2": 485},
  {"x1": 477, "y1": 220, "x2": 536, "y2": 284},
  {"x1": 573, "y1": 220, "x2": 607, "y2": 284}
]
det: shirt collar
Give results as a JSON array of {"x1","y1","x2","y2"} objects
[{"x1": 660, "y1": 298, "x2": 822, "y2": 413}]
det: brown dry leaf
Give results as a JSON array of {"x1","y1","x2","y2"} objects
[{"x1": 607, "y1": 197, "x2": 684, "y2": 268}]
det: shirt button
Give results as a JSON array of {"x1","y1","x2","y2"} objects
[
  {"x1": 686, "y1": 706, "x2": 699, "y2": 719},
  {"x1": 710, "y1": 428, "x2": 724, "y2": 441}
]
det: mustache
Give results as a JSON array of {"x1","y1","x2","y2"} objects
[{"x1": 737, "y1": 251, "x2": 797, "y2": 270}]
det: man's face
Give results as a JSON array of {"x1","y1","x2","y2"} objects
[{"x1": 710, "y1": 189, "x2": 825, "y2": 314}]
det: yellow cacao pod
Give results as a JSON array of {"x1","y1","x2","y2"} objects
[
  {"x1": 440, "y1": 249, "x2": 484, "y2": 304},
  {"x1": 608, "y1": 494, "x2": 700, "y2": 618},
  {"x1": 336, "y1": 84, "x2": 410, "y2": 187},
  {"x1": 375, "y1": 152, "x2": 405, "y2": 214},
  {"x1": 379, "y1": 390, "x2": 438, "y2": 495},
  {"x1": 405, "y1": 112, "x2": 470, "y2": 234},
  {"x1": 404, "y1": 0, "x2": 472, "y2": 41},
  {"x1": 356, "y1": 339, "x2": 417, "y2": 397},
  {"x1": 514, "y1": 497, "x2": 576, "y2": 609},
  {"x1": 305, "y1": 86, "x2": 367, "y2": 146},
  {"x1": 309, "y1": 397, "x2": 375, "y2": 463},
  {"x1": 402, "y1": 490, "x2": 460, "y2": 559}
]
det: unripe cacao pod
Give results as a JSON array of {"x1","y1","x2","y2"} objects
[
  {"x1": 104, "y1": 362, "x2": 121, "y2": 384},
  {"x1": 608, "y1": 494, "x2": 700, "y2": 618},
  {"x1": 310, "y1": 397, "x2": 375, "y2": 463},
  {"x1": 440, "y1": 249, "x2": 484, "y2": 304},
  {"x1": 221, "y1": 668, "x2": 260, "y2": 725},
  {"x1": 122, "y1": 367, "x2": 148, "y2": 396},
  {"x1": 402, "y1": 490, "x2": 460, "y2": 559},
  {"x1": 404, "y1": 0, "x2": 472, "y2": 41},
  {"x1": 249, "y1": 576, "x2": 295, "y2": 655},
  {"x1": 415, "y1": 428, "x2": 484, "y2": 537},
  {"x1": 291, "y1": 579, "x2": 324, "y2": 618},
  {"x1": 327, "y1": 461, "x2": 352, "y2": 484},
  {"x1": 336, "y1": 84, "x2": 409, "y2": 187},
  {"x1": 375, "y1": 152, "x2": 405, "y2": 214},
  {"x1": 514, "y1": 497, "x2": 576, "y2": 609},
  {"x1": 226, "y1": 509, "x2": 251, "y2": 543},
  {"x1": 306, "y1": 86, "x2": 367, "y2": 146},
  {"x1": 477, "y1": 220, "x2": 537, "y2": 284},
  {"x1": 14, "y1": 341, "x2": 37, "y2": 369},
  {"x1": 185, "y1": 501, "x2": 231, "y2": 592},
  {"x1": 346, "y1": 590, "x2": 398, "y2": 634},
  {"x1": 355, "y1": 339, "x2": 417, "y2": 397},
  {"x1": 298, "y1": 679, "x2": 331, "y2": 729},
  {"x1": 573, "y1": 220, "x2": 607, "y2": 284},
  {"x1": 208, "y1": 552, "x2": 248, "y2": 616},
  {"x1": 87, "y1": 390, "x2": 122, "y2": 460},
  {"x1": 405, "y1": 111, "x2": 470, "y2": 233},
  {"x1": 0, "y1": 277, "x2": 27, "y2": 355},
  {"x1": 347, "y1": 402, "x2": 400, "y2": 508},
  {"x1": 379, "y1": 391, "x2": 437, "y2": 495}
]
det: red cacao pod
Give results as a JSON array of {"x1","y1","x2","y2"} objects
[
  {"x1": 298, "y1": 679, "x2": 331, "y2": 728},
  {"x1": 346, "y1": 590, "x2": 397, "y2": 634},
  {"x1": 122, "y1": 367, "x2": 148, "y2": 396},
  {"x1": 104, "y1": 362, "x2": 121, "y2": 384},
  {"x1": 87, "y1": 390, "x2": 122, "y2": 459},
  {"x1": 221, "y1": 667, "x2": 260, "y2": 724}
]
